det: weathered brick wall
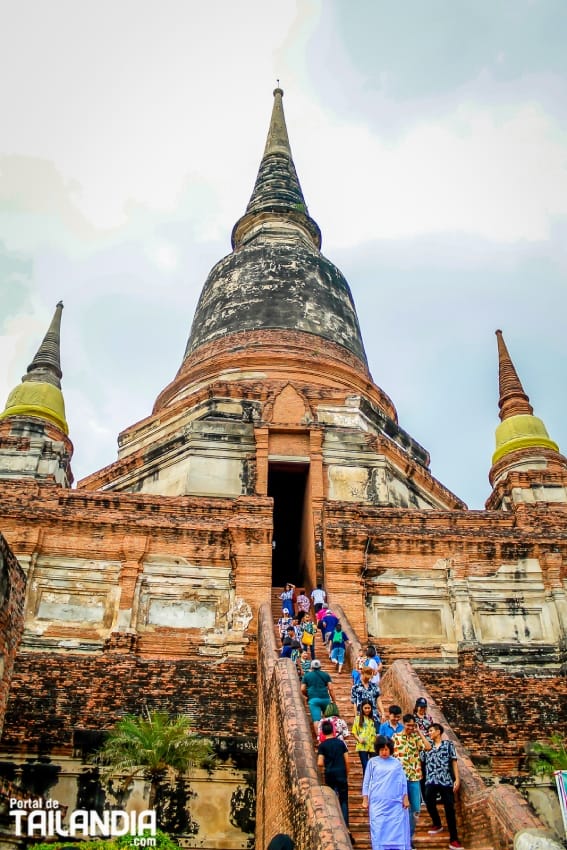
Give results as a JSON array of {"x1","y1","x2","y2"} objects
[
  {"x1": 154, "y1": 328, "x2": 386, "y2": 418},
  {"x1": 324, "y1": 502, "x2": 567, "y2": 577},
  {"x1": 2, "y1": 650, "x2": 258, "y2": 755},
  {"x1": 0, "y1": 533, "x2": 26, "y2": 735},
  {"x1": 323, "y1": 502, "x2": 567, "y2": 669},
  {"x1": 256, "y1": 603, "x2": 350, "y2": 850},
  {"x1": 0, "y1": 474, "x2": 267, "y2": 846},
  {"x1": 382, "y1": 660, "x2": 546, "y2": 850},
  {"x1": 0, "y1": 479, "x2": 273, "y2": 652},
  {"x1": 417, "y1": 661, "x2": 567, "y2": 777}
]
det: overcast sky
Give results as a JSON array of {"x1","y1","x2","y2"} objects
[{"x1": 1, "y1": 0, "x2": 566, "y2": 508}]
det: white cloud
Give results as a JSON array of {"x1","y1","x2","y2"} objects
[
  {"x1": 296, "y1": 101, "x2": 567, "y2": 246},
  {"x1": 1, "y1": 1, "x2": 566, "y2": 508},
  {"x1": 144, "y1": 238, "x2": 178, "y2": 272},
  {"x1": 0, "y1": 303, "x2": 53, "y2": 413},
  {"x1": 0, "y1": 1, "x2": 304, "y2": 230}
]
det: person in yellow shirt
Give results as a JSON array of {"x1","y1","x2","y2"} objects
[{"x1": 351, "y1": 699, "x2": 377, "y2": 775}]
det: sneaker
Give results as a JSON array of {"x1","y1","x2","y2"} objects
[
  {"x1": 428, "y1": 826, "x2": 444, "y2": 835},
  {"x1": 448, "y1": 843, "x2": 464, "y2": 850}
]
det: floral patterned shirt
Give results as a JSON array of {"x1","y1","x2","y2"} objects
[
  {"x1": 424, "y1": 739, "x2": 457, "y2": 787},
  {"x1": 414, "y1": 711, "x2": 433, "y2": 759},
  {"x1": 280, "y1": 588, "x2": 294, "y2": 601},
  {"x1": 352, "y1": 716, "x2": 377, "y2": 752},
  {"x1": 414, "y1": 711, "x2": 433, "y2": 735},
  {"x1": 392, "y1": 731, "x2": 425, "y2": 781},
  {"x1": 350, "y1": 681, "x2": 380, "y2": 718},
  {"x1": 278, "y1": 616, "x2": 293, "y2": 639},
  {"x1": 318, "y1": 717, "x2": 350, "y2": 742}
]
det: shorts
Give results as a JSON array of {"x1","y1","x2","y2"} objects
[{"x1": 331, "y1": 646, "x2": 345, "y2": 664}]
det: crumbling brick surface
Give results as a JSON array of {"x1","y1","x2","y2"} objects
[
  {"x1": 2, "y1": 651, "x2": 258, "y2": 755},
  {"x1": 0, "y1": 479, "x2": 273, "y2": 640},
  {"x1": 0, "y1": 533, "x2": 26, "y2": 735},
  {"x1": 417, "y1": 663, "x2": 567, "y2": 777},
  {"x1": 382, "y1": 660, "x2": 546, "y2": 850}
]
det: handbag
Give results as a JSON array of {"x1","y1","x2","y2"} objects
[{"x1": 302, "y1": 630, "x2": 314, "y2": 645}]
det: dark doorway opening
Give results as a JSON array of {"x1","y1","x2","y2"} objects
[{"x1": 268, "y1": 463, "x2": 308, "y2": 587}]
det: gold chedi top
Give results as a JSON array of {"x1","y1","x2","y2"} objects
[
  {"x1": 492, "y1": 329, "x2": 558, "y2": 464},
  {"x1": 0, "y1": 301, "x2": 69, "y2": 434}
]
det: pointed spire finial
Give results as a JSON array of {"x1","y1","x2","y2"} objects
[
  {"x1": 262, "y1": 85, "x2": 292, "y2": 158},
  {"x1": 24, "y1": 301, "x2": 64, "y2": 389},
  {"x1": 495, "y1": 329, "x2": 533, "y2": 421},
  {"x1": 231, "y1": 88, "x2": 321, "y2": 250}
]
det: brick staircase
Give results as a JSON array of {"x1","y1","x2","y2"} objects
[{"x1": 270, "y1": 589, "x2": 480, "y2": 850}]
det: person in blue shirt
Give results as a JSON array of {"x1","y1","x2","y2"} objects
[
  {"x1": 321, "y1": 610, "x2": 339, "y2": 650},
  {"x1": 280, "y1": 628, "x2": 300, "y2": 661},
  {"x1": 378, "y1": 705, "x2": 403, "y2": 739}
]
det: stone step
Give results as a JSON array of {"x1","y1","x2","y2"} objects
[{"x1": 271, "y1": 589, "x2": 494, "y2": 850}]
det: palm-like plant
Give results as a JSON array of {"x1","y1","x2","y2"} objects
[
  {"x1": 529, "y1": 734, "x2": 567, "y2": 778},
  {"x1": 97, "y1": 710, "x2": 214, "y2": 814}
]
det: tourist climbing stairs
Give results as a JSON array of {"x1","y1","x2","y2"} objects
[{"x1": 271, "y1": 588, "x2": 477, "y2": 850}]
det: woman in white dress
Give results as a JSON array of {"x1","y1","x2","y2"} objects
[{"x1": 362, "y1": 735, "x2": 411, "y2": 850}]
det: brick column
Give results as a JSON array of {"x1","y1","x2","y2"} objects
[
  {"x1": 116, "y1": 534, "x2": 149, "y2": 629},
  {"x1": 541, "y1": 551, "x2": 567, "y2": 643},
  {"x1": 309, "y1": 428, "x2": 324, "y2": 500},
  {"x1": 323, "y1": 519, "x2": 368, "y2": 640},
  {"x1": 309, "y1": 429, "x2": 325, "y2": 585},
  {"x1": 448, "y1": 556, "x2": 478, "y2": 645},
  {"x1": 450, "y1": 580, "x2": 477, "y2": 644},
  {"x1": 254, "y1": 427, "x2": 269, "y2": 496},
  {"x1": 228, "y1": 519, "x2": 273, "y2": 624}
]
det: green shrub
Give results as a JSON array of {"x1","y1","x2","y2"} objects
[
  {"x1": 31, "y1": 828, "x2": 179, "y2": 850},
  {"x1": 529, "y1": 734, "x2": 567, "y2": 778}
]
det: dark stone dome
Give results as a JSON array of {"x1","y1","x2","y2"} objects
[
  {"x1": 183, "y1": 234, "x2": 368, "y2": 366},
  {"x1": 182, "y1": 88, "x2": 368, "y2": 369}
]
